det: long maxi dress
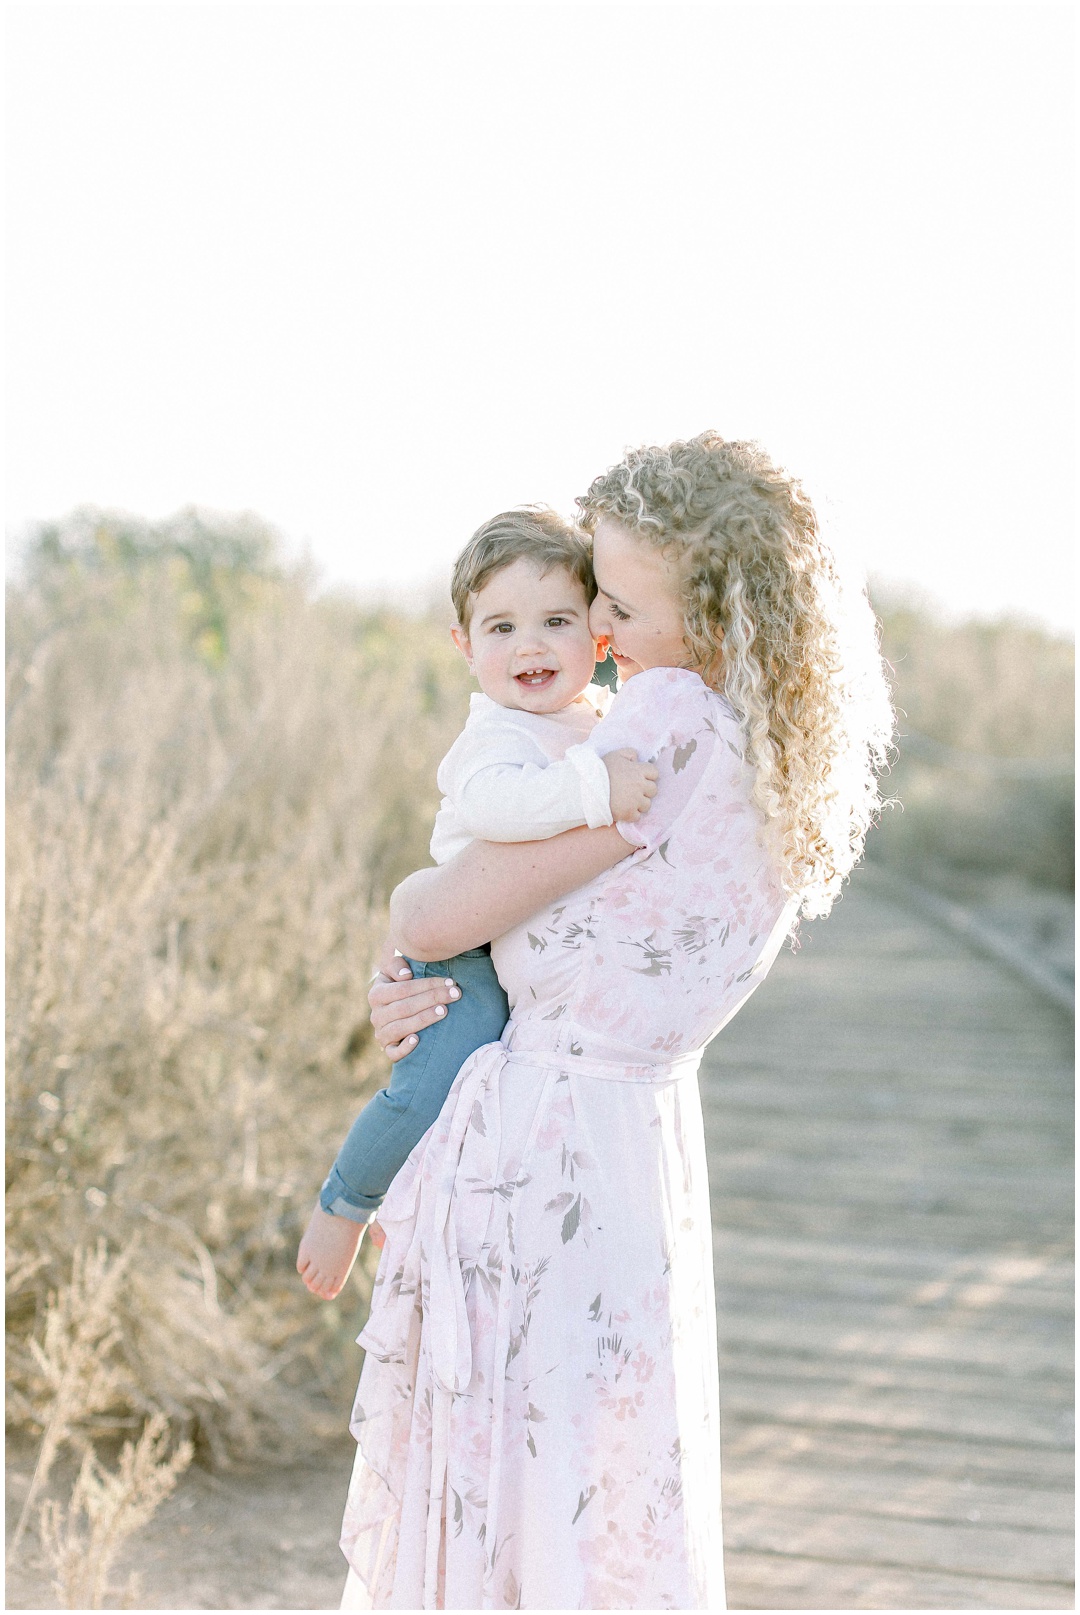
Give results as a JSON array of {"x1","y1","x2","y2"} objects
[{"x1": 340, "y1": 668, "x2": 796, "y2": 1611}]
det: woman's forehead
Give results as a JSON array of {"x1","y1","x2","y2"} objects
[{"x1": 593, "y1": 520, "x2": 678, "y2": 598}]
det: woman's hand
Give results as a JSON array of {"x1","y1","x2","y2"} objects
[{"x1": 368, "y1": 957, "x2": 462, "y2": 1063}]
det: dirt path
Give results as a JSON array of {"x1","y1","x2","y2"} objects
[{"x1": 6, "y1": 1437, "x2": 359, "y2": 1610}]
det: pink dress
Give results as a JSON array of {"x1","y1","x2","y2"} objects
[{"x1": 340, "y1": 668, "x2": 795, "y2": 1610}]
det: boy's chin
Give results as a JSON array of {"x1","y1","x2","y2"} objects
[
  {"x1": 502, "y1": 673, "x2": 577, "y2": 711},
  {"x1": 510, "y1": 683, "x2": 566, "y2": 709}
]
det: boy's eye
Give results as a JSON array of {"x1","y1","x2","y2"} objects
[
  {"x1": 490, "y1": 622, "x2": 514, "y2": 634},
  {"x1": 545, "y1": 616, "x2": 570, "y2": 628}
]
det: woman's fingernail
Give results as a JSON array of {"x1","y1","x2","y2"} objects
[
  {"x1": 434, "y1": 1005, "x2": 446, "y2": 1017},
  {"x1": 398, "y1": 968, "x2": 411, "y2": 978},
  {"x1": 448, "y1": 987, "x2": 461, "y2": 1000},
  {"x1": 444, "y1": 978, "x2": 455, "y2": 988},
  {"x1": 408, "y1": 1035, "x2": 417, "y2": 1045}
]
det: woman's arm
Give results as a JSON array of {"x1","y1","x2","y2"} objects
[{"x1": 390, "y1": 824, "x2": 632, "y2": 960}]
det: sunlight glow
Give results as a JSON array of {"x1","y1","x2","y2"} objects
[{"x1": 6, "y1": 5, "x2": 1074, "y2": 629}]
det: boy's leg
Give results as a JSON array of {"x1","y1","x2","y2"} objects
[{"x1": 297, "y1": 950, "x2": 509, "y2": 1299}]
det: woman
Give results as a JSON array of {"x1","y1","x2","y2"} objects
[{"x1": 343, "y1": 433, "x2": 892, "y2": 1609}]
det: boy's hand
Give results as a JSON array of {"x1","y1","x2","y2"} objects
[{"x1": 602, "y1": 748, "x2": 659, "y2": 823}]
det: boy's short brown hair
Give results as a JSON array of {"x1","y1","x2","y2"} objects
[{"x1": 451, "y1": 508, "x2": 594, "y2": 632}]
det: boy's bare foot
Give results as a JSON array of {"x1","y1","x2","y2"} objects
[{"x1": 296, "y1": 1204, "x2": 366, "y2": 1300}]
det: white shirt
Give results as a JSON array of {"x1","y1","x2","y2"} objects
[{"x1": 429, "y1": 685, "x2": 615, "y2": 864}]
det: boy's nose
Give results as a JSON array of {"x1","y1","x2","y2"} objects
[{"x1": 514, "y1": 632, "x2": 549, "y2": 657}]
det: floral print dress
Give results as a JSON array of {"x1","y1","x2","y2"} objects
[{"x1": 340, "y1": 668, "x2": 796, "y2": 1610}]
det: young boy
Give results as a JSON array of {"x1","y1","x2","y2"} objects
[{"x1": 297, "y1": 508, "x2": 657, "y2": 1298}]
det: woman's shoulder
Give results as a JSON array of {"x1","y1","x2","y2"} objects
[
  {"x1": 611, "y1": 666, "x2": 701, "y2": 712},
  {"x1": 614, "y1": 666, "x2": 739, "y2": 731}
]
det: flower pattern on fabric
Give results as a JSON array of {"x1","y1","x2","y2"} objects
[{"x1": 340, "y1": 669, "x2": 795, "y2": 1610}]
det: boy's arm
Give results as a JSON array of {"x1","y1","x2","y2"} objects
[{"x1": 455, "y1": 748, "x2": 613, "y2": 842}]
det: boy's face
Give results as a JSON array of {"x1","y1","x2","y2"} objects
[{"x1": 452, "y1": 559, "x2": 602, "y2": 714}]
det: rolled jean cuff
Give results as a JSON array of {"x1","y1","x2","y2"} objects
[{"x1": 319, "y1": 1167, "x2": 380, "y2": 1225}]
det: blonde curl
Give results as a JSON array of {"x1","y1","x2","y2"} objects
[{"x1": 577, "y1": 433, "x2": 894, "y2": 918}]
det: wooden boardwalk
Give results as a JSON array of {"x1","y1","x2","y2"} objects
[{"x1": 704, "y1": 864, "x2": 1074, "y2": 1610}]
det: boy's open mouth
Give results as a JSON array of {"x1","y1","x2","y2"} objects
[{"x1": 515, "y1": 667, "x2": 557, "y2": 689}]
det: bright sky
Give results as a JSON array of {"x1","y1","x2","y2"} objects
[{"x1": 6, "y1": 3, "x2": 1075, "y2": 630}]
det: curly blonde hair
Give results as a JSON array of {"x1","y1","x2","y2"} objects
[{"x1": 577, "y1": 432, "x2": 893, "y2": 918}]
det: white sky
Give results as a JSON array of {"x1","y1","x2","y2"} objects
[{"x1": 6, "y1": 3, "x2": 1075, "y2": 630}]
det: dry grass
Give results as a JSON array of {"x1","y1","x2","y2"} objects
[
  {"x1": 38, "y1": 1414, "x2": 193, "y2": 1609},
  {"x1": 5, "y1": 514, "x2": 1072, "y2": 1602},
  {"x1": 873, "y1": 588, "x2": 1074, "y2": 890},
  {"x1": 6, "y1": 510, "x2": 472, "y2": 1499}
]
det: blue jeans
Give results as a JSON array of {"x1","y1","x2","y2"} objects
[{"x1": 319, "y1": 947, "x2": 510, "y2": 1224}]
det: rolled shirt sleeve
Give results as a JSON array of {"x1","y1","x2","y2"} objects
[
  {"x1": 429, "y1": 692, "x2": 616, "y2": 863},
  {"x1": 583, "y1": 668, "x2": 724, "y2": 853}
]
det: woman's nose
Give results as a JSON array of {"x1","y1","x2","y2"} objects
[{"x1": 589, "y1": 599, "x2": 610, "y2": 637}]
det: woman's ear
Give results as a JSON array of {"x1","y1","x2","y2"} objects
[{"x1": 450, "y1": 625, "x2": 475, "y2": 672}]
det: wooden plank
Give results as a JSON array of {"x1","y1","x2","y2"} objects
[
  {"x1": 712, "y1": 1210, "x2": 1068, "y2": 1255},
  {"x1": 719, "y1": 1311, "x2": 1070, "y2": 1377},
  {"x1": 704, "y1": 1114, "x2": 1074, "y2": 1170},
  {"x1": 708, "y1": 1075, "x2": 1072, "y2": 1125},
  {"x1": 722, "y1": 1421, "x2": 1074, "y2": 1490},
  {"x1": 724, "y1": 1551, "x2": 1074, "y2": 1610},
  {"x1": 726, "y1": 1503, "x2": 1073, "y2": 1582},
  {"x1": 715, "y1": 1248, "x2": 1073, "y2": 1311},
  {"x1": 721, "y1": 1461, "x2": 1074, "y2": 1533},
  {"x1": 720, "y1": 1375, "x2": 1070, "y2": 1448},
  {"x1": 712, "y1": 1164, "x2": 1072, "y2": 1204},
  {"x1": 713, "y1": 1229, "x2": 1074, "y2": 1278},
  {"x1": 711, "y1": 1194, "x2": 1072, "y2": 1250},
  {"x1": 717, "y1": 1343, "x2": 1073, "y2": 1410}
]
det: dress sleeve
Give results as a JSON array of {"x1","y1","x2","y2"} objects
[{"x1": 583, "y1": 668, "x2": 724, "y2": 854}]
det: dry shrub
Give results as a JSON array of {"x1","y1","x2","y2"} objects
[
  {"x1": 873, "y1": 590, "x2": 1074, "y2": 890},
  {"x1": 11, "y1": 1241, "x2": 133, "y2": 1552},
  {"x1": 39, "y1": 1413, "x2": 193, "y2": 1609},
  {"x1": 7, "y1": 510, "x2": 471, "y2": 1476}
]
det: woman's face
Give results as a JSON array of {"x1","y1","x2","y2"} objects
[{"x1": 588, "y1": 518, "x2": 689, "y2": 679}]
